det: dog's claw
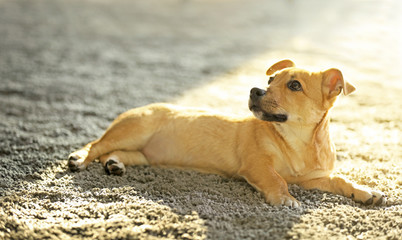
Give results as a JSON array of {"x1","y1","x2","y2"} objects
[
  {"x1": 285, "y1": 199, "x2": 300, "y2": 208},
  {"x1": 266, "y1": 194, "x2": 300, "y2": 208},
  {"x1": 371, "y1": 190, "x2": 386, "y2": 206},
  {"x1": 354, "y1": 189, "x2": 386, "y2": 206},
  {"x1": 364, "y1": 197, "x2": 374, "y2": 205}
]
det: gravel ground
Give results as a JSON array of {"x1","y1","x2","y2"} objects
[{"x1": 0, "y1": 0, "x2": 401, "y2": 239}]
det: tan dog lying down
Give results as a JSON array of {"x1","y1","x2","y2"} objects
[{"x1": 68, "y1": 60, "x2": 385, "y2": 207}]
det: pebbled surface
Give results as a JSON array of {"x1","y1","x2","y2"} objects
[{"x1": 0, "y1": 0, "x2": 401, "y2": 239}]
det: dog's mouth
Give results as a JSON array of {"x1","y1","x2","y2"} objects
[{"x1": 249, "y1": 105, "x2": 288, "y2": 122}]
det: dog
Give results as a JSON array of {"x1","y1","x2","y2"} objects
[{"x1": 67, "y1": 59, "x2": 386, "y2": 207}]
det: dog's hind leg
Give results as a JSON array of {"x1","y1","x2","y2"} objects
[
  {"x1": 67, "y1": 105, "x2": 167, "y2": 172},
  {"x1": 68, "y1": 134, "x2": 149, "y2": 172},
  {"x1": 99, "y1": 150, "x2": 149, "y2": 176},
  {"x1": 68, "y1": 113, "x2": 157, "y2": 172},
  {"x1": 68, "y1": 139, "x2": 123, "y2": 172}
]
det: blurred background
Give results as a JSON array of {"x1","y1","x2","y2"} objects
[{"x1": 2, "y1": 0, "x2": 401, "y2": 108}]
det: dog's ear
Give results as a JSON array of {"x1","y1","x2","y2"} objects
[
  {"x1": 323, "y1": 68, "x2": 356, "y2": 98},
  {"x1": 266, "y1": 59, "x2": 295, "y2": 76}
]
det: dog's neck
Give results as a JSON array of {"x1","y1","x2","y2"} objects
[
  {"x1": 275, "y1": 111, "x2": 334, "y2": 147},
  {"x1": 273, "y1": 122, "x2": 314, "y2": 145},
  {"x1": 271, "y1": 111, "x2": 336, "y2": 174}
]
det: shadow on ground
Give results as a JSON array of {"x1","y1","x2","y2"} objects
[{"x1": 1, "y1": 162, "x2": 328, "y2": 239}]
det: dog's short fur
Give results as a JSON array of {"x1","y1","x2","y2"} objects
[{"x1": 68, "y1": 60, "x2": 385, "y2": 207}]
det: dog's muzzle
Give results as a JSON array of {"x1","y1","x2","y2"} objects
[{"x1": 249, "y1": 87, "x2": 288, "y2": 122}]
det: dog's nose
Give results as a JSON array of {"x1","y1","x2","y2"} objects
[{"x1": 250, "y1": 88, "x2": 266, "y2": 99}]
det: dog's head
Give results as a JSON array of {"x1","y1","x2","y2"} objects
[{"x1": 249, "y1": 59, "x2": 356, "y2": 124}]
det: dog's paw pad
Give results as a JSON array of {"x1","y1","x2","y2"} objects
[
  {"x1": 68, "y1": 157, "x2": 80, "y2": 172},
  {"x1": 68, "y1": 160, "x2": 79, "y2": 172},
  {"x1": 104, "y1": 159, "x2": 126, "y2": 176},
  {"x1": 67, "y1": 155, "x2": 87, "y2": 172},
  {"x1": 68, "y1": 155, "x2": 78, "y2": 161}
]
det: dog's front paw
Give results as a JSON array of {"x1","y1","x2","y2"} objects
[
  {"x1": 67, "y1": 155, "x2": 87, "y2": 172},
  {"x1": 265, "y1": 193, "x2": 300, "y2": 208},
  {"x1": 104, "y1": 159, "x2": 126, "y2": 176},
  {"x1": 351, "y1": 186, "x2": 386, "y2": 206}
]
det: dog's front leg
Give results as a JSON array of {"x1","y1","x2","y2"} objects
[
  {"x1": 298, "y1": 175, "x2": 386, "y2": 205},
  {"x1": 238, "y1": 156, "x2": 300, "y2": 207}
]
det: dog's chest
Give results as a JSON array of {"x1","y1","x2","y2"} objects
[
  {"x1": 268, "y1": 127, "x2": 310, "y2": 175},
  {"x1": 272, "y1": 141, "x2": 307, "y2": 178},
  {"x1": 266, "y1": 132, "x2": 324, "y2": 180},
  {"x1": 268, "y1": 126, "x2": 335, "y2": 182}
]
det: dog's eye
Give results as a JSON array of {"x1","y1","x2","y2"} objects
[
  {"x1": 268, "y1": 76, "x2": 275, "y2": 84},
  {"x1": 287, "y1": 80, "x2": 302, "y2": 91}
]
